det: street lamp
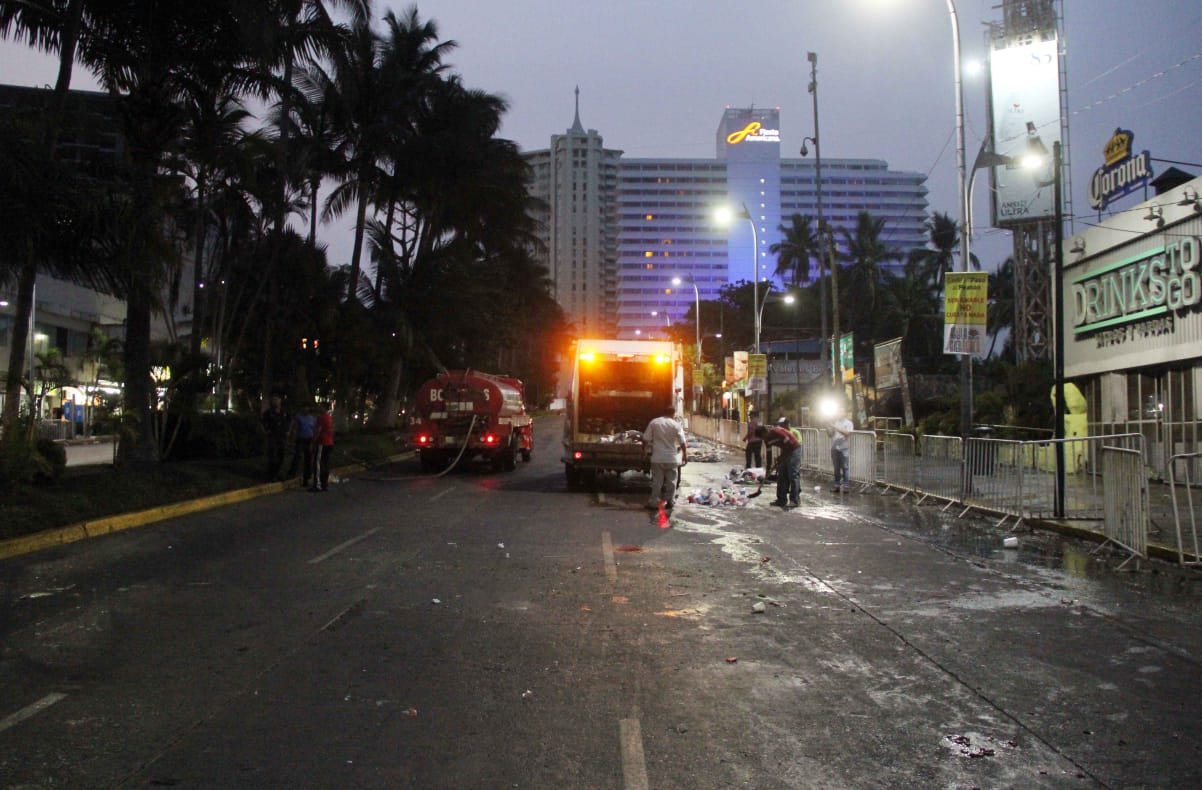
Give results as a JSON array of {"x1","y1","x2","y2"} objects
[
  {"x1": 942, "y1": 0, "x2": 972, "y2": 439},
  {"x1": 801, "y1": 51, "x2": 837, "y2": 386},
  {"x1": 713, "y1": 203, "x2": 761, "y2": 352},
  {"x1": 671, "y1": 276, "x2": 702, "y2": 366}
]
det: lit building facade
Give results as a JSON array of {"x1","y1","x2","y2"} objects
[{"x1": 527, "y1": 105, "x2": 930, "y2": 339}]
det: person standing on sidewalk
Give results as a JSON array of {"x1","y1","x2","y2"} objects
[
  {"x1": 829, "y1": 405, "x2": 854, "y2": 493},
  {"x1": 643, "y1": 406, "x2": 688, "y2": 510},
  {"x1": 743, "y1": 408, "x2": 763, "y2": 470},
  {"x1": 311, "y1": 401, "x2": 335, "y2": 492},
  {"x1": 261, "y1": 395, "x2": 290, "y2": 481},
  {"x1": 287, "y1": 405, "x2": 317, "y2": 487},
  {"x1": 756, "y1": 424, "x2": 801, "y2": 508}
]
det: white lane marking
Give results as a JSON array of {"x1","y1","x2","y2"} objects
[
  {"x1": 0, "y1": 693, "x2": 67, "y2": 734},
  {"x1": 308, "y1": 528, "x2": 382, "y2": 565},
  {"x1": 619, "y1": 718, "x2": 650, "y2": 790},
  {"x1": 429, "y1": 487, "x2": 455, "y2": 502},
  {"x1": 602, "y1": 531, "x2": 617, "y2": 583}
]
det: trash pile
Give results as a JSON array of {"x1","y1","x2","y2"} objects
[
  {"x1": 597, "y1": 430, "x2": 645, "y2": 444},
  {"x1": 684, "y1": 436, "x2": 726, "y2": 463},
  {"x1": 686, "y1": 486, "x2": 753, "y2": 507},
  {"x1": 728, "y1": 466, "x2": 766, "y2": 484}
]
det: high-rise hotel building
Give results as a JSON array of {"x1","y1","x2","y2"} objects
[{"x1": 526, "y1": 104, "x2": 930, "y2": 339}]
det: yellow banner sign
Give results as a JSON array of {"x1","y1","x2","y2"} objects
[{"x1": 943, "y1": 272, "x2": 988, "y2": 355}]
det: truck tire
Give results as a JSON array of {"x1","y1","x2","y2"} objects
[
  {"x1": 419, "y1": 451, "x2": 438, "y2": 473},
  {"x1": 502, "y1": 438, "x2": 517, "y2": 471},
  {"x1": 520, "y1": 447, "x2": 532, "y2": 463},
  {"x1": 565, "y1": 463, "x2": 581, "y2": 491}
]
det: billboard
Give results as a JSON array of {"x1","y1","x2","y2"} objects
[
  {"x1": 988, "y1": 36, "x2": 1062, "y2": 225},
  {"x1": 747, "y1": 353, "x2": 768, "y2": 394}
]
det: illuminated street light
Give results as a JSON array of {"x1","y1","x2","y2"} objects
[
  {"x1": 713, "y1": 203, "x2": 762, "y2": 353},
  {"x1": 671, "y1": 276, "x2": 702, "y2": 366}
]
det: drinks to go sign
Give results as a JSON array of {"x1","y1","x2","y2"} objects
[{"x1": 944, "y1": 272, "x2": 989, "y2": 355}]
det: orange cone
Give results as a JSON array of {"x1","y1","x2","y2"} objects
[{"x1": 657, "y1": 499, "x2": 670, "y2": 529}]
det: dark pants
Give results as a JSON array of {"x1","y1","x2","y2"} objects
[
  {"x1": 745, "y1": 440, "x2": 762, "y2": 469},
  {"x1": 288, "y1": 438, "x2": 313, "y2": 484},
  {"x1": 265, "y1": 435, "x2": 287, "y2": 479},
  {"x1": 314, "y1": 444, "x2": 333, "y2": 490},
  {"x1": 776, "y1": 449, "x2": 801, "y2": 505},
  {"x1": 831, "y1": 446, "x2": 850, "y2": 488}
]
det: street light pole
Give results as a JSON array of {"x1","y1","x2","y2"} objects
[
  {"x1": 944, "y1": 0, "x2": 973, "y2": 438},
  {"x1": 805, "y1": 51, "x2": 837, "y2": 388},
  {"x1": 672, "y1": 276, "x2": 701, "y2": 366},
  {"x1": 1052, "y1": 140, "x2": 1066, "y2": 517}
]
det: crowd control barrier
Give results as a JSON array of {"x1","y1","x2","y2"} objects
[
  {"x1": 1101, "y1": 446, "x2": 1149, "y2": 567},
  {"x1": 1169, "y1": 452, "x2": 1202, "y2": 566},
  {"x1": 914, "y1": 434, "x2": 963, "y2": 507},
  {"x1": 961, "y1": 437, "x2": 1027, "y2": 527},
  {"x1": 847, "y1": 431, "x2": 877, "y2": 491},
  {"x1": 878, "y1": 432, "x2": 916, "y2": 495},
  {"x1": 1019, "y1": 434, "x2": 1142, "y2": 521}
]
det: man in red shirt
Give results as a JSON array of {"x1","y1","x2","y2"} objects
[
  {"x1": 311, "y1": 401, "x2": 335, "y2": 492},
  {"x1": 755, "y1": 424, "x2": 801, "y2": 508}
]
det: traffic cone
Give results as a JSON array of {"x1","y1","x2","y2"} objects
[{"x1": 657, "y1": 499, "x2": 670, "y2": 529}]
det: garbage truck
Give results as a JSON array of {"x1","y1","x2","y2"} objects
[
  {"x1": 562, "y1": 338, "x2": 683, "y2": 489},
  {"x1": 410, "y1": 369, "x2": 533, "y2": 472}
]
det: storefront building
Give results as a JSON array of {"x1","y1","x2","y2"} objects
[{"x1": 1063, "y1": 175, "x2": 1202, "y2": 478}]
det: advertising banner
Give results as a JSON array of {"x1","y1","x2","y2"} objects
[
  {"x1": 873, "y1": 337, "x2": 903, "y2": 390},
  {"x1": 747, "y1": 353, "x2": 768, "y2": 394},
  {"x1": 989, "y1": 36, "x2": 1061, "y2": 225},
  {"x1": 943, "y1": 272, "x2": 989, "y2": 355},
  {"x1": 732, "y1": 351, "x2": 748, "y2": 383}
]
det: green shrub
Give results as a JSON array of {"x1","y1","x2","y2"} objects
[
  {"x1": 176, "y1": 412, "x2": 264, "y2": 460},
  {"x1": 0, "y1": 426, "x2": 66, "y2": 487}
]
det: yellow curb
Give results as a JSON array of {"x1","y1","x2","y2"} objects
[{"x1": 0, "y1": 452, "x2": 412, "y2": 562}]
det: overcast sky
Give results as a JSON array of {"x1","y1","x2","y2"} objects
[{"x1": 2, "y1": 0, "x2": 1200, "y2": 272}]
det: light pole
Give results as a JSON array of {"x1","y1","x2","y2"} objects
[
  {"x1": 802, "y1": 50, "x2": 837, "y2": 387},
  {"x1": 943, "y1": 0, "x2": 973, "y2": 438},
  {"x1": 671, "y1": 276, "x2": 702, "y2": 366},
  {"x1": 713, "y1": 203, "x2": 761, "y2": 353},
  {"x1": 1052, "y1": 140, "x2": 1066, "y2": 517}
]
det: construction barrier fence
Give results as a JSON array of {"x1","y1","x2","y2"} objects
[{"x1": 1169, "y1": 452, "x2": 1202, "y2": 566}]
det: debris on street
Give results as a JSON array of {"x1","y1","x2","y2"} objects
[{"x1": 685, "y1": 486, "x2": 753, "y2": 507}]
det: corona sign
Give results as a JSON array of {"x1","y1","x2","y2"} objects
[{"x1": 1088, "y1": 128, "x2": 1153, "y2": 211}]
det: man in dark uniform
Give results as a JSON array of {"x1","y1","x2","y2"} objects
[{"x1": 756, "y1": 423, "x2": 801, "y2": 508}]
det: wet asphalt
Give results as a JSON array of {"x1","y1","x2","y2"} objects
[{"x1": 1, "y1": 415, "x2": 1201, "y2": 788}]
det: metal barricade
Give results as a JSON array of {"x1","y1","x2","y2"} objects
[
  {"x1": 1101, "y1": 446, "x2": 1148, "y2": 567},
  {"x1": 961, "y1": 438, "x2": 1027, "y2": 527},
  {"x1": 1169, "y1": 452, "x2": 1202, "y2": 566},
  {"x1": 847, "y1": 430, "x2": 876, "y2": 491},
  {"x1": 915, "y1": 434, "x2": 963, "y2": 506},
  {"x1": 798, "y1": 427, "x2": 826, "y2": 474},
  {"x1": 878, "y1": 431, "x2": 917, "y2": 495},
  {"x1": 1020, "y1": 434, "x2": 1143, "y2": 521},
  {"x1": 37, "y1": 421, "x2": 74, "y2": 441}
]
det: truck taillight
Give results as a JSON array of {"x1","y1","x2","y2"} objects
[
  {"x1": 484, "y1": 434, "x2": 497, "y2": 444},
  {"x1": 573, "y1": 451, "x2": 584, "y2": 460},
  {"x1": 417, "y1": 434, "x2": 430, "y2": 445}
]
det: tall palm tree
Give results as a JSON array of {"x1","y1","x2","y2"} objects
[
  {"x1": 323, "y1": 5, "x2": 454, "y2": 302},
  {"x1": 912, "y1": 211, "x2": 960, "y2": 289},
  {"x1": 839, "y1": 210, "x2": 901, "y2": 339},
  {"x1": 987, "y1": 257, "x2": 1016, "y2": 359},
  {"x1": 769, "y1": 213, "x2": 817, "y2": 288}
]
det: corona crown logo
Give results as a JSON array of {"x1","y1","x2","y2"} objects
[{"x1": 1103, "y1": 128, "x2": 1132, "y2": 167}]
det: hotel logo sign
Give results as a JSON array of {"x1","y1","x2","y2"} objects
[
  {"x1": 1088, "y1": 128, "x2": 1153, "y2": 211},
  {"x1": 1072, "y1": 237, "x2": 1201, "y2": 337},
  {"x1": 726, "y1": 121, "x2": 781, "y2": 145}
]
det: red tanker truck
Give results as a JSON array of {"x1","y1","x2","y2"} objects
[{"x1": 410, "y1": 370, "x2": 533, "y2": 472}]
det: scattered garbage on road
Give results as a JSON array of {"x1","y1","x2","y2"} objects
[{"x1": 686, "y1": 486, "x2": 753, "y2": 507}]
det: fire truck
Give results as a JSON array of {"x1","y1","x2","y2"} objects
[
  {"x1": 410, "y1": 370, "x2": 533, "y2": 472},
  {"x1": 562, "y1": 338, "x2": 683, "y2": 489}
]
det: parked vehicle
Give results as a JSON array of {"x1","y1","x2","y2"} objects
[
  {"x1": 562, "y1": 338, "x2": 683, "y2": 489},
  {"x1": 410, "y1": 370, "x2": 533, "y2": 472}
]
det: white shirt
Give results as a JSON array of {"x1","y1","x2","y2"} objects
[
  {"x1": 830, "y1": 418, "x2": 854, "y2": 452},
  {"x1": 644, "y1": 416, "x2": 687, "y2": 464}
]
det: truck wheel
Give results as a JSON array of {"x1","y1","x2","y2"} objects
[
  {"x1": 419, "y1": 452, "x2": 437, "y2": 473},
  {"x1": 520, "y1": 448, "x2": 532, "y2": 463},
  {"x1": 565, "y1": 463, "x2": 581, "y2": 491},
  {"x1": 502, "y1": 439, "x2": 517, "y2": 471}
]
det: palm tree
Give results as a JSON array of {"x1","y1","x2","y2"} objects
[
  {"x1": 839, "y1": 210, "x2": 901, "y2": 340},
  {"x1": 912, "y1": 211, "x2": 961, "y2": 289},
  {"x1": 769, "y1": 213, "x2": 818, "y2": 288},
  {"x1": 987, "y1": 257, "x2": 1016, "y2": 359},
  {"x1": 322, "y1": 5, "x2": 454, "y2": 302}
]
